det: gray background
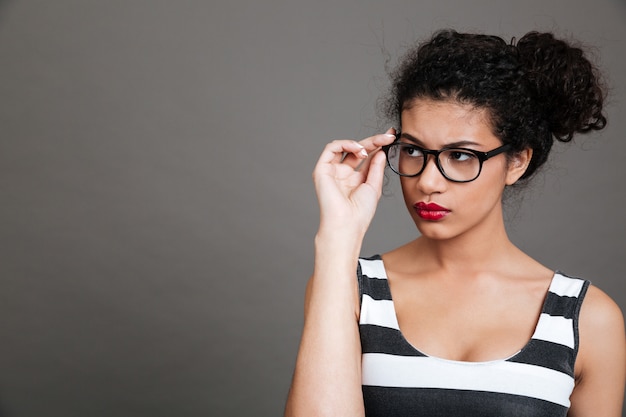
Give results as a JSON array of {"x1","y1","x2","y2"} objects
[{"x1": 0, "y1": 1, "x2": 624, "y2": 416}]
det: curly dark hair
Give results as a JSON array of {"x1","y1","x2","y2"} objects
[{"x1": 382, "y1": 30, "x2": 607, "y2": 180}]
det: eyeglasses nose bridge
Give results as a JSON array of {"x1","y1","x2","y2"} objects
[{"x1": 420, "y1": 149, "x2": 446, "y2": 178}]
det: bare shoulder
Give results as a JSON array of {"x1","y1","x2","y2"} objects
[
  {"x1": 569, "y1": 284, "x2": 625, "y2": 416},
  {"x1": 579, "y1": 284, "x2": 625, "y2": 335},
  {"x1": 381, "y1": 239, "x2": 424, "y2": 274},
  {"x1": 576, "y1": 284, "x2": 625, "y2": 375}
]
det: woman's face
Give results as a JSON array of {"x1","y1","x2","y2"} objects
[{"x1": 399, "y1": 99, "x2": 527, "y2": 241}]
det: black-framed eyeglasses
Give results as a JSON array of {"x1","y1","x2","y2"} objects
[{"x1": 382, "y1": 134, "x2": 511, "y2": 183}]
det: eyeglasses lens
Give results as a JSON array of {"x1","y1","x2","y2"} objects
[{"x1": 387, "y1": 143, "x2": 481, "y2": 182}]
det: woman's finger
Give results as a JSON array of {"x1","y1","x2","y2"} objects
[
  {"x1": 356, "y1": 129, "x2": 397, "y2": 152},
  {"x1": 351, "y1": 129, "x2": 397, "y2": 173},
  {"x1": 316, "y1": 140, "x2": 368, "y2": 167},
  {"x1": 353, "y1": 146, "x2": 381, "y2": 173},
  {"x1": 315, "y1": 129, "x2": 397, "y2": 173},
  {"x1": 363, "y1": 149, "x2": 388, "y2": 194}
]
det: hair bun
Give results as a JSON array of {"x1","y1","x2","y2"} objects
[{"x1": 515, "y1": 32, "x2": 606, "y2": 142}]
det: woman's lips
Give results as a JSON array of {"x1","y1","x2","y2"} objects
[{"x1": 414, "y1": 202, "x2": 450, "y2": 221}]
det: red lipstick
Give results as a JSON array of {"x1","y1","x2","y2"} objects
[{"x1": 414, "y1": 202, "x2": 450, "y2": 221}]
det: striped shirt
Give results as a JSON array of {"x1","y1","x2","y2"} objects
[{"x1": 357, "y1": 255, "x2": 589, "y2": 417}]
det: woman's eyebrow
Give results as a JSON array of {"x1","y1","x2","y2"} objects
[
  {"x1": 399, "y1": 132, "x2": 481, "y2": 149},
  {"x1": 398, "y1": 132, "x2": 423, "y2": 145}
]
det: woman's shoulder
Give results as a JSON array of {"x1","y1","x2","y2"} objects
[
  {"x1": 571, "y1": 283, "x2": 625, "y2": 411},
  {"x1": 579, "y1": 284, "x2": 624, "y2": 334},
  {"x1": 377, "y1": 240, "x2": 422, "y2": 272},
  {"x1": 576, "y1": 283, "x2": 625, "y2": 372}
]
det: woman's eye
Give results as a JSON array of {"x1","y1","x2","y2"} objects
[
  {"x1": 449, "y1": 150, "x2": 475, "y2": 162},
  {"x1": 403, "y1": 146, "x2": 423, "y2": 157}
]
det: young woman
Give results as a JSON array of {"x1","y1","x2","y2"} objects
[{"x1": 285, "y1": 30, "x2": 626, "y2": 416}]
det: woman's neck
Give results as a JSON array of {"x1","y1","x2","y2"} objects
[{"x1": 393, "y1": 214, "x2": 524, "y2": 277}]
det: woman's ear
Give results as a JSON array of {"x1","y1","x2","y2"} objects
[{"x1": 505, "y1": 148, "x2": 533, "y2": 185}]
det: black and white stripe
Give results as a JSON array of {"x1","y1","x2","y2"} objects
[{"x1": 357, "y1": 255, "x2": 589, "y2": 417}]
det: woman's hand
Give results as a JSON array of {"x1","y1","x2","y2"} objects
[
  {"x1": 286, "y1": 129, "x2": 396, "y2": 417},
  {"x1": 313, "y1": 129, "x2": 397, "y2": 237}
]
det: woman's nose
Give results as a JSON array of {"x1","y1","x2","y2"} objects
[{"x1": 416, "y1": 155, "x2": 448, "y2": 194}]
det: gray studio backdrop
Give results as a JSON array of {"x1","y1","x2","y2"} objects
[{"x1": 0, "y1": 1, "x2": 624, "y2": 416}]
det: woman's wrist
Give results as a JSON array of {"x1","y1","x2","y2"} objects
[
  {"x1": 315, "y1": 228, "x2": 364, "y2": 254},
  {"x1": 314, "y1": 232, "x2": 363, "y2": 275}
]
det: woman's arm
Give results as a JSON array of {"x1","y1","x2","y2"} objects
[
  {"x1": 568, "y1": 285, "x2": 626, "y2": 417},
  {"x1": 284, "y1": 242, "x2": 366, "y2": 416},
  {"x1": 284, "y1": 132, "x2": 395, "y2": 417}
]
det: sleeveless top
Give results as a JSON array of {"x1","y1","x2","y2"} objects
[{"x1": 357, "y1": 255, "x2": 589, "y2": 417}]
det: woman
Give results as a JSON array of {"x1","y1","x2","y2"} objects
[{"x1": 285, "y1": 30, "x2": 625, "y2": 416}]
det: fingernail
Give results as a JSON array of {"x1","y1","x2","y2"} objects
[
  {"x1": 384, "y1": 134, "x2": 395, "y2": 138},
  {"x1": 360, "y1": 149, "x2": 368, "y2": 157}
]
